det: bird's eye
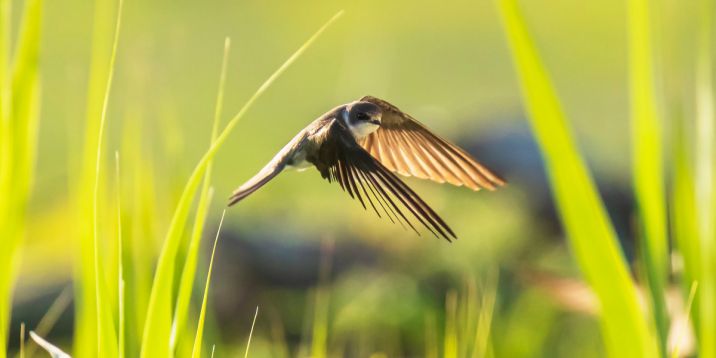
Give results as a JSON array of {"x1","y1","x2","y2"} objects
[{"x1": 356, "y1": 113, "x2": 369, "y2": 120}]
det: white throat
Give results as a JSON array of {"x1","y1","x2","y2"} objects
[{"x1": 342, "y1": 110, "x2": 380, "y2": 139}]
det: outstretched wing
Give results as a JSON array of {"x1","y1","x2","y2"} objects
[
  {"x1": 320, "y1": 120, "x2": 456, "y2": 241},
  {"x1": 228, "y1": 131, "x2": 308, "y2": 206},
  {"x1": 358, "y1": 96, "x2": 505, "y2": 191}
]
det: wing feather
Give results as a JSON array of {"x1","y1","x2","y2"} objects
[
  {"x1": 322, "y1": 121, "x2": 456, "y2": 241},
  {"x1": 358, "y1": 96, "x2": 505, "y2": 191}
]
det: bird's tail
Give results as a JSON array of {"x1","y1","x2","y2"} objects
[{"x1": 228, "y1": 167, "x2": 284, "y2": 206}]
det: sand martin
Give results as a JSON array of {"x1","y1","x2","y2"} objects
[{"x1": 228, "y1": 96, "x2": 505, "y2": 241}]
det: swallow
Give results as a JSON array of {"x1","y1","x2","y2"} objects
[{"x1": 228, "y1": 96, "x2": 505, "y2": 241}]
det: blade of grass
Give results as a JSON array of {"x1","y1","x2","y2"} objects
[
  {"x1": 671, "y1": 281, "x2": 698, "y2": 358},
  {"x1": 444, "y1": 290, "x2": 458, "y2": 358},
  {"x1": 116, "y1": 151, "x2": 125, "y2": 358},
  {"x1": 120, "y1": 111, "x2": 154, "y2": 356},
  {"x1": 628, "y1": 0, "x2": 669, "y2": 350},
  {"x1": 496, "y1": 0, "x2": 658, "y2": 356},
  {"x1": 139, "y1": 11, "x2": 344, "y2": 357},
  {"x1": 19, "y1": 286, "x2": 72, "y2": 358},
  {"x1": 671, "y1": 109, "x2": 700, "y2": 330},
  {"x1": 695, "y1": 0, "x2": 716, "y2": 355},
  {"x1": 244, "y1": 306, "x2": 259, "y2": 358},
  {"x1": 0, "y1": 0, "x2": 42, "y2": 355},
  {"x1": 191, "y1": 209, "x2": 224, "y2": 358},
  {"x1": 0, "y1": 0, "x2": 10, "y2": 234},
  {"x1": 75, "y1": 0, "x2": 120, "y2": 355},
  {"x1": 29, "y1": 332, "x2": 71, "y2": 358},
  {"x1": 311, "y1": 239, "x2": 334, "y2": 358},
  {"x1": 19, "y1": 323, "x2": 24, "y2": 358},
  {"x1": 90, "y1": 0, "x2": 124, "y2": 355},
  {"x1": 171, "y1": 37, "x2": 231, "y2": 353},
  {"x1": 473, "y1": 271, "x2": 498, "y2": 358}
]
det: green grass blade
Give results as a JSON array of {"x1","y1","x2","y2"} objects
[
  {"x1": 627, "y1": 0, "x2": 669, "y2": 350},
  {"x1": 90, "y1": 0, "x2": 123, "y2": 355},
  {"x1": 243, "y1": 306, "x2": 259, "y2": 358},
  {"x1": 119, "y1": 111, "x2": 154, "y2": 356},
  {"x1": 671, "y1": 281, "x2": 698, "y2": 358},
  {"x1": 171, "y1": 37, "x2": 231, "y2": 353},
  {"x1": 75, "y1": 0, "x2": 120, "y2": 355},
  {"x1": 311, "y1": 240, "x2": 334, "y2": 358},
  {"x1": 116, "y1": 151, "x2": 125, "y2": 358},
  {"x1": 19, "y1": 323, "x2": 24, "y2": 358},
  {"x1": 496, "y1": 1, "x2": 657, "y2": 356},
  {"x1": 20, "y1": 286, "x2": 72, "y2": 358},
  {"x1": 0, "y1": 0, "x2": 9, "y2": 215},
  {"x1": 0, "y1": 0, "x2": 8, "y2": 98},
  {"x1": 0, "y1": 0, "x2": 42, "y2": 355},
  {"x1": 472, "y1": 272, "x2": 498, "y2": 358},
  {"x1": 671, "y1": 111, "x2": 699, "y2": 317},
  {"x1": 29, "y1": 332, "x2": 71, "y2": 358},
  {"x1": 443, "y1": 291, "x2": 458, "y2": 358},
  {"x1": 191, "y1": 209, "x2": 225, "y2": 358},
  {"x1": 140, "y1": 11, "x2": 343, "y2": 357},
  {"x1": 695, "y1": 0, "x2": 716, "y2": 355}
]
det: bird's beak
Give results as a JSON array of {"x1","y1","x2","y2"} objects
[{"x1": 369, "y1": 119, "x2": 381, "y2": 125}]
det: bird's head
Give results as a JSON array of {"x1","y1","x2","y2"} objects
[{"x1": 343, "y1": 101, "x2": 382, "y2": 138}]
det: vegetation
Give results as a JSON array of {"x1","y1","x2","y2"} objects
[{"x1": 0, "y1": 0, "x2": 710, "y2": 356}]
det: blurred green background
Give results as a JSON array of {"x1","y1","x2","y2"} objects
[{"x1": 4, "y1": 0, "x2": 703, "y2": 356}]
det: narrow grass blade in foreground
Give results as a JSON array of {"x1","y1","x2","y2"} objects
[
  {"x1": 0, "y1": 0, "x2": 42, "y2": 355},
  {"x1": 90, "y1": 0, "x2": 124, "y2": 355},
  {"x1": 496, "y1": 0, "x2": 657, "y2": 356},
  {"x1": 627, "y1": 0, "x2": 669, "y2": 350},
  {"x1": 695, "y1": 0, "x2": 716, "y2": 355},
  {"x1": 671, "y1": 113, "x2": 699, "y2": 322},
  {"x1": 116, "y1": 151, "x2": 125, "y2": 358},
  {"x1": 22, "y1": 286, "x2": 72, "y2": 358},
  {"x1": 191, "y1": 209, "x2": 225, "y2": 358},
  {"x1": 140, "y1": 11, "x2": 344, "y2": 357},
  {"x1": 75, "y1": 0, "x2": 121, "y2": 355},
  {"x1": 243, "y1": 306, "x2": 259, "y2": 358},
  {"x1": 171, "y1": 37, "x2": 231, "y2": 353},
  {"x1": 310, "y1": 240, "x2": 334, "y2": 358},
  {"x1": 29, "y1": 332, "x2": 71, "y2": 358}
]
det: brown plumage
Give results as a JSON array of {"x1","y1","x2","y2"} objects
[
  {"x1": 228, "y1": 96, "x2": 505, "y2": 241},
  {"x1": 357, "y1": 96, "x2": 505, "y2": 191}
]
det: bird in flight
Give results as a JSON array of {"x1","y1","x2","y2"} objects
[{"x1": 228, "y1": 96, "x2": 505, "y2": 241}]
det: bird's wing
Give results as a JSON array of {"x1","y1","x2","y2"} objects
[
  {"x1": 357, "y1": 96, "x2": 505, "y2": 191},
  {"x1": 321, "y1": 120, "x2": 456, "y2": 241},
  {"x1": 228, "y1": 130, "x2": 308, "y2": 206}
]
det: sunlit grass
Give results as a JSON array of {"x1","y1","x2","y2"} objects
[
  {"x1": 172, "y1": 37, "x2": 231, "y2": 354},
  {"x1": 0, "y1": 0, "x2": 42, "y2": 356},
  {"x1": 496, "y1": 0, "x2": 658, "y2": 356},
  {"x1": 191, "y1": 209, "x2": 224, "y2": 358},
  {"x1": 116, "y1": 151, "x2": 125, "y2": 358},
  {"x1": 3, "y1": 0, "x2": 714, "y2": 356},
  {"x1": 695, "y1": 1, "x2": 716, "y2": 357},
  {"x1": 75, "y1": 0, "x2": 120, "y2": 355},
  {"x1": 242, "y1": 306, "x2": 259, "y2": 358},
  {"x1": 139, "y1": 11, "x2": 344, "y2": 357},
  {"x1": 29, "y1": 331, "x2": 70, "y2": 358},
  {"x1": 627, "y1": 0, "x2": 668, "y2": 350},
  {"x1": 90, "y1": 0, "x2": 124, "y2": 355}
]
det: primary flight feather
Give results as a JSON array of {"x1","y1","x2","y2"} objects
[{"x1": 228, "y1": 96, "x2": 505, "y2": 241}]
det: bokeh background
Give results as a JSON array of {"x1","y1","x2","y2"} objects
[{"x1": 6, "y1": 0, "x2": 700, "y2": 356}]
